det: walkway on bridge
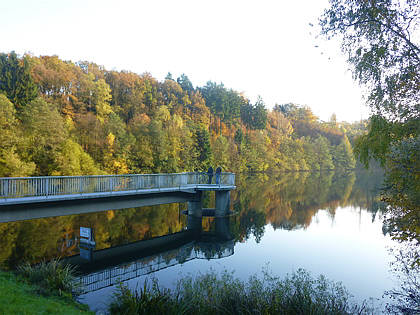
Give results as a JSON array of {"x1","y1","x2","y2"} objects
[{"x1": 0, "y1": 172, "x2": 235, "y2": 206}]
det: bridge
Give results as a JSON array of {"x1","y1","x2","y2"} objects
[{"x1": 0, "y1": 172, "x2": 236, "y2": 222}]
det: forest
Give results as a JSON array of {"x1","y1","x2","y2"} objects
[{"x1": 0, "y1": 52, "x2": 362, "y2": 177}]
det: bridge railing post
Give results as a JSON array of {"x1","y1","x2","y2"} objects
[
  {"x1": 45, "y1": 177, "x2": 49, "y2": 197},
  {"x1": 2, "y1": 179, "x2": 8, "y2": 199},
  {"x1": 79, "y1": 177, "x2": 83, "y2": 195}
]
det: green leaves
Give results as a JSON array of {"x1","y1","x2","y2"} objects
[
  {"x1": 53, "y1": 139, "x2": 99, "y2": 176},
  {"x1": 0, "y1": 94, "x2": 36, "y2": 176},
  {"x1": 353, "y1": 115, "x2": 418, "y2": 168},
  {"x1": 200, "y1": 81, "x2": 245, "y2": 126},
  {"x1": 0, "y1": 52, "x2": 38, "y2": 111},
  {"x1": 240, "y1": 96, "x2": 267, "y2": 130},
  {"x1": 93, "y1": 79, "x2": 113, "y2": 123},
  {"x1": 383, "y1": 136, "x2": 420, "y2": 244},
  {"x1": 320, "y1": 0, "x2": 420, "y2": 122}
]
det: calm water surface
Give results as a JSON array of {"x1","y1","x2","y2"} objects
[{"x1": 0, "y1": 169, "x2": 400, "y2": 312}]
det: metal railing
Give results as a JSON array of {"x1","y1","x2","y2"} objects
[
  {"x1": 0, "y1": 172, "x2": 235, "y2": 199},
  {"x1": 77, "y1": 239, "x2": 234, "y2": 294}
]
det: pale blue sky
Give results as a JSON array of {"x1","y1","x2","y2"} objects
[{"x1": 0, "y1": 0, "x2": 369, "y2": 122}]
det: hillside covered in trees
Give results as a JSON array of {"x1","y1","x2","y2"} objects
[{"x1": 0, "y1": 52, "x2": 363, "y2": 177}]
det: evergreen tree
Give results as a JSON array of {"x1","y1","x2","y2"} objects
[
  {"x1": 0, "y1": 52, "x2": 38, "y2": 111},
  {"x1": 313, "y1": 136, "x2": 334, "y2": 170},
  {"x1": 193, "y1": 126, "x2": 212, "y2": 168},
  {"x1": 332, "y1": 135, "x2": 356, "y2": 169},
  {"x1": 252, "y1": 96, "x2": 268, "y2": 130},
  {"x1": 176, "y1": 73, "x2": 194, "y2": 94}
]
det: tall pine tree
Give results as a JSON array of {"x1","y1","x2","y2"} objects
[{"x1": 0, "y1": 52, "x2": 38, "y2": 111}]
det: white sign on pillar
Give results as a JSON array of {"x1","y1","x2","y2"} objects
[
  {"x1": 80, "y1": 227, "x2": 96, "y2": 246},
  {"x1": 80, "y1": 227, "x2": 92, "y2": 239}
]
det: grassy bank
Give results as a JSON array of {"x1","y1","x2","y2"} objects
[
  {"x1": 0, "y1": 269, "x2": 92, "y2": 314},
  {"x1": 109, "y1": 269, "x2": 375, "y2": 315}
]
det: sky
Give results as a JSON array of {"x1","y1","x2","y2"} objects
[{"x1": 0, "y1": 0, "x2": 370, "y2": 122}]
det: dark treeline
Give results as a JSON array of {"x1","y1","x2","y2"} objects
[{"x1": 0, "y1": 52, "x2": 362, "y2": 177}]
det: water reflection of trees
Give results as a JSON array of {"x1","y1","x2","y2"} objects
[
  {"x1": 230, "y1": 169, "x2": 384, "y2": 243},
  {"x1": 0, "y1": 203, "x2": 185, "y2": 270},
  {"x1": 0, "y1": 169, "x2": 385, "y2": 270}
]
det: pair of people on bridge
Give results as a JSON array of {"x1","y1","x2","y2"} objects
[{"x1": 207, "y1": 166, "x2": 222, "y2": 184}]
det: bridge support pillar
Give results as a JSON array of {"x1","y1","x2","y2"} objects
[
  {"x1": 215, "y1": 191, "x2": 230, "y2": 217},
  {"x1": 188, "y1": 191, "x2": 202, "y2": 218}
]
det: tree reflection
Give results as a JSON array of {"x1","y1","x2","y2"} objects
[
  {"x1": 231, "y1": 169, "x2": 383, "y2": 241},
  {"x1": 0, "y1": 170, "x2": 385, "y2": 270},
  {"x1": 0, "y1": 203, "x2": 185, "y2": 270}
]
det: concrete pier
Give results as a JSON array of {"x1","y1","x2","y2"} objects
[
  {"x1": 215, "y1": 190, "x2": 231, "y2": 217},
  {"x1": 0, "y1": 172, "x2": 235, "y2": 223},
  {"x1": 187, "y1": 190, "x2": 232, "y2": 218},
  {"x1": 187, "y1": 190, "x2": 203, "y2": 217}
]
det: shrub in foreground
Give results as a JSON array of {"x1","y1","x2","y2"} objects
[
  {"x1": 109, "y1": 268, "x2": 374, "y2": 315},
  {"x1": 17, "y1": 258, "x2": 78, "y2": 297},
  {"x1": 385, "y1": 246, "x2": 420, "y2": 315}
]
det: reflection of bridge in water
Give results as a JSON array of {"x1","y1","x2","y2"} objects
[
  {"x1": 65, "y1": 216, "x2": 233, "y2": 294},
  {"x1": 0, "y1": 173, "x2": 236, "y2": 293}
]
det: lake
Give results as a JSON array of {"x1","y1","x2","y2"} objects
[{"x1": 0, "y1": 169, "x2": 401, "y2": 312}]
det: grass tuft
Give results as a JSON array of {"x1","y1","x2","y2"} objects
[
  {"x1": 109, "y1": 279, "x2": 189, "y2": 315},
  {"x1": 109, "y1": 268, "x2": 375, "y2": 315},
  {"x1": 17, "y1": 258, "x2": 79, "y2": 297}
]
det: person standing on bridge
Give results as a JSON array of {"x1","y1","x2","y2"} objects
[
  {"x1": 215, "y1": 166, "x2": 222, "y2": 184},
  {"x1": 207, "y1": 166, "x2": 214, "y2": 184}
]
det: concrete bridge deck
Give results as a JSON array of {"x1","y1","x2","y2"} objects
[
  {"x1": 0, "y1": 172, "x2": 235, "y2": 206},
  {"x1": 0, "y1": 184, "x2": 235, "y2": 206},
  {"x1": 0, "y1": 173, "x2": 236, "y2": 222}
]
